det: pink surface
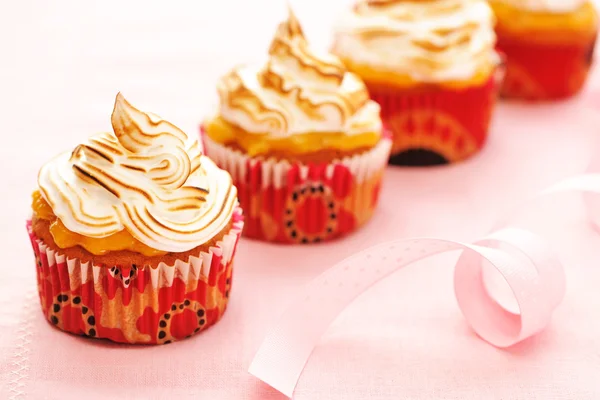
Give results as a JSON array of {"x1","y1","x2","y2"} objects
[
  {"x1": 2, "y1": 2, "x2": 600, "y2": 399},
  {"x1": 250, "y1": 227, "x2": 568, "y2": 397}
]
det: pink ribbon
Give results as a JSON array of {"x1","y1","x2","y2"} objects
[{"x1": 249, "y1": 173, "x2": 600, "y2": 398}]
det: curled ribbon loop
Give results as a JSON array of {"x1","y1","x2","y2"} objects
[
  {"x1": 249, "y1": 228, "x2": 565, "y2": 397},
  {"x1": 250, "y1": 173, "x2": 600, "y2": 398}
]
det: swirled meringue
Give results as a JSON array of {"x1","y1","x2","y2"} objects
[
  {"x1": 216, "y1": 8, "x2": 382, "y2": 139},
  {"x1": 332, "y1": 0, "x2": 498, "y2": 83},
  {"x1": 38, "y1": 93, "x2": 238, "y2": 253}
]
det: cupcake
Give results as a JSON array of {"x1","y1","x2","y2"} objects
[
  {"x1": 489, "y1": 0, "x2": 598, "y2": 100},
  {"x1": 332, "y1": 0, "x2": 502, "y2": 166},
  {"x1": 28, "y1": 93, "x2": 243, "y2": 344},
  {"x1": 201, "y1": 9, "x2": 391, "y2": 244}
]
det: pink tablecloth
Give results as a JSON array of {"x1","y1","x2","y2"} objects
[{"x1": 1, "y1": 1, "x2": 600, "y2": 399}]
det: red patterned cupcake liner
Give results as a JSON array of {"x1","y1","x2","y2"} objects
[
  {"x1": 27, "y1": 208, "x2": 244, "y2": 345},
  {"x1": 496, "y1": 33, "x2": 596, "y2": 100},
  {"x1": 367, "y1": 68, "x2": 502, "y2": 166},
  {"x1": 201, "y1": 129, "x2": 391, "y2": 244}
]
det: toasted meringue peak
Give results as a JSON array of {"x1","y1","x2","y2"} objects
[
  {"x1": 216, "y1": 8, "x2": 381, "y2": 138},
  {"x1": 38, "y1": 93, "x2": 238, "y2": 253},
  {"x1": 334, "y1": 0, "x2": 497, "y2": 82},
  {"x1": 274, "y1": 4, "x2": 305, "y2": 41}
]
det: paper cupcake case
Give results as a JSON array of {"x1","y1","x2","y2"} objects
[
  {"x1": 27, "y1": 208, "x2": 244, "y2": 345},
  {"x1": 366, "y1": 69, "x2": 502, "y2": 166},
  {"x1": 201, "y1": 129, "x2": 392, "y2": 244},
  {"x1": 497, "y1": 34, "x2": 596, "y2": 100}
]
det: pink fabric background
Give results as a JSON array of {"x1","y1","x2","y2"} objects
[{"x1": 2, "y1": 1, "x2": 600, "y2": 398}]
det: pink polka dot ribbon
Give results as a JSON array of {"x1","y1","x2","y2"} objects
[{"x1": 249, "y1": 173, "x2": 600, "y2": 398}]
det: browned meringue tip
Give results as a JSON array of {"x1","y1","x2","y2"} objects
[
  {"x1": 286, "y1": 4, "x2": 303, "y2": 34},
  {"x1": 112, "y1": 92, "x2": 130, "y2": 121},
  {"x1": 111, "y1": 92, "x2": 136, "y2": 120},
  {"x1": 277, "y1": 2, "x2": 305, "y2": 41},
  {"x1": 111, "y1": 92, "x2": 147, "y2": 153}
]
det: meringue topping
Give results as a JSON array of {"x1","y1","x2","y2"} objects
[
  {"x1": 38, "y1": 93, "x2": 238, "y2": 253},
  {"x1": 215, "y1": 8, "x2": 382, "y2": 139},
  {"x1": 333, "y1": 0, "x2": 497, "y2": 83}
]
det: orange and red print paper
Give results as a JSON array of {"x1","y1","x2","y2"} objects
[
  {"x1": 27, "y1": 209, "x2": 243, "y2": 345},
  {"x1": 202, "y1": 128, "x2": 391, "y2": 244},
  {"x1": 366, "y1": 69, "x2": 502, "y2": 166},
  {"x1": 497, "y1": 34, "x2": 596, "y2": 100}
]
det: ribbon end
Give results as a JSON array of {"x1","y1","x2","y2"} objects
[{"x1": 248, "y1": 361, "x2": 295, "y2": 398}]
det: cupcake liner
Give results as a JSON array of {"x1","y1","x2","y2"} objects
[
  {"x1": 201, "y1": 129, "x2": 391, "y2": 244},
  {"x1": 27, "y1": 208, "x2": 244, "y2": 345},
  {"x1": 366, "y1": 68, "x2": 502, "y2": 166},
  {"x1": 497, "y1": 33, "x2": 596, "y2": 100}
]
